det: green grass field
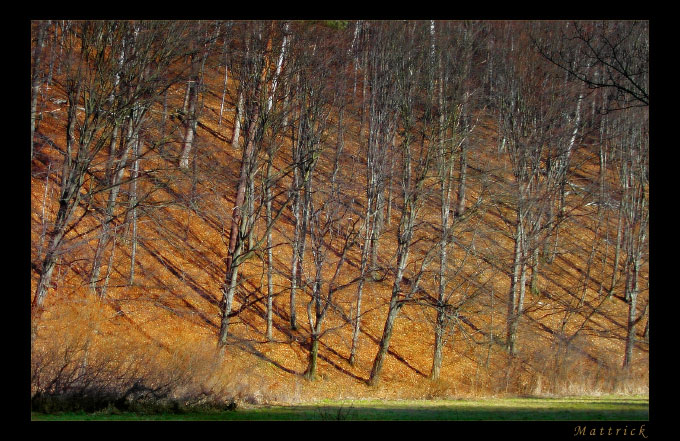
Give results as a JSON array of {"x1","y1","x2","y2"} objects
[{"x1": 31, "y1": 395, "x2": 649, "y2": 421}]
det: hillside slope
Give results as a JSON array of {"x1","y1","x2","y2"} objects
[{"x1": 30, "y1": 20, "x2": 648, "y2": 404}]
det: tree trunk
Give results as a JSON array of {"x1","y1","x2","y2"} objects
[
  {"x1": 31, "y1": 21, "x2": 47, "y2": 159},
  {"x1": 455, "y1": 140, "x2": 468, "y2": 217},
  {"x1": 289, "y1": 193, "x2": 301, "y2": 331},
  {"x1": 622, "y1": 262, "x2": 639, "y2": 370},
  {"x1": 128, "y1": 136, "x2": 140, "y2": 286},
  {"x1": 218, "y1": 39, "x2": 229, "y2": 126},
  {"x1": 305, "y1": 334, "x2": 320, "y2": 380},
  {"x1": 179, "y1": 79, "x2": 198, "y2": 169},
  {"x1": 289, "y1": 124, "x2": 303, "y2": 330},
  {"x1": 265, "y1": 156, "x2": 274, "y2": 341},
  {"x1": 218, "y1": 238, "x2": 243, "y2": 351},
  {"x1": 368, "y1": 224, "x2": 412, "y2": 385},
  {"x1": 368, "y1": 296, "x2": 402, "y2": 386},
  {"x1": 370, "y1": 191, "x2": 384, "y2": 272},
  {"x1": 349, "y1": 211, "x2": 372, "y2": 365},
  {"x1": 359, "y1": 50, "x2": 368, "y2": 140},
  {"x1": 609, "y1": 201, "x2": 624, "y2": 296},
  {"x1": 38, "y1": 162, "x2": 52, "y2": 262},
  {"x1": 267, "y1": 21, "x2": 289, "y2": 113},
  {"x1": 181, "y1": 37, "x2": 211, "y2": 169},
  {"x1": 431, "y1": 137, "x2": 454, "y2": 380},
  {"x1": 33, "y1": 85, "x2": 83, "y2": 317},
  {"x1": 224, "y1": 113, "x2": 257, "y2": 284},
  {"x1": 220, "y1": 51, "x2": 264, "y2": 346},
  {"x1": 386, "y1": 152, "x2": 394, "y2": 226},
  {"x1": 430, "y1": 306, "x2": 446, "y2": 380},
  {"x1": 506, "y1": 211, "x2": 524, "y2": 356},
  {"x1": 530, "y1": 246, "x2": 540, "y2": 296},
  {"x1": 231, "y1": 90, "x2": 244, "y2": 149},
  {"x1": 289, "y1": 141, "x2": 307, "y2": 331}
]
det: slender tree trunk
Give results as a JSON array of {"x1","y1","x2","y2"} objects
[
  {"x1": 218, "y1": 236, "x2": 244, "y2": 351},
  {"x1": 349, "y1": 210, "x2": 372, "y2": 365},
  {"x1": 218, "y1": 40, "x2": 229, "y2": 126},
  {"x1": 33, "y1": 174, "x2": 80, "y2": 338},
  {"x1": 220, "y1": 53, "x2": 265, "y2": 346},
  {"x1": 368, "y1": 218, "x2": 413, "y2": 385},
  {"x1": 38, "y1": 162, "x2": 52, "y2": 261},
  {"x1": 431, "y1": 130, "x2": 454, "y2": 380},
  {"x1": 31, "y1": 21, "x2": 47, "y2": 159},
  {"x1": 297, "y1": 176, "x2": 312, "y2": 282},
  {"x1": 610, "y1": 202, "x2": 624, "y2": 296},
  {"x1": 179, "y1": 79, "x2": 198, "y2": 169},
  {"x1": 305, "y1": 253, "x2": 324, "y2": 380},
  {"x1": 289, "y1": 115, "x2": 317, "y2": 331},
  {"x1": 455, "y1": 139, "x2": 468, "y2": 217},
  {"x1": 530, "y1": 246, "x2": 540, "y2": 296},
  {"x1": 368, "y1": 295, "x2": 402, "y2": 386},
  {"x1": 219, "y1": 84, "x2": 266, "y2": 347},
  {"x1": 246, "y1": 167, "x2": 257, "y2": 252},
  {"x1": 128, "y1": 136, "x2": 140, "y2": 286},
  {"x1": 181, "y1": 38, "x2": 211, "y2": 169},
  {"x1": 430, "y1": 307, "x2": 447, "y2": 380},
  {"x1": 359, "y1": 51, "x2": 368, "y2": 139},
  {"x1": 160, "y1": 89, "x2": 168, "y2": 154},
  {"x1": 370, "y1": 191, "x2": 384, "y2": 272},
  {"x1": 45, "y1": 21, "x2": 57, "y2": 88},
  {"x1": 265, "y1": 155, "x2": 274, "y2": 341},
  {"x1": 267, "y1": 21, "x2": 289, "y2": 113},
  {"x1": 351, "y1": 20, "x2": 362, "y2": 95},
  {"x1": 506, "y1": 210, "x2": 525, "y2": 356},
  {"x1": 289, "y1": 119, "x2": 303, "y2": 330},
  {"x1": 351, "y1": 104, "x2": 379, "y2": 361},
  {"x1": 89, "y1": 117, "x2": 123, "y2": 292},
  {"x1": 386, "y1": 151, "x2": 394, "y2": 226},
  {"x1": 224, "y1": 113, "x2": 258, "y2": 285},
  {"x1": 290, "y1": 194, "x2": 301, "y2": 330},
  {"x1": 231, "y1": 90, "x2": 244, "y2": 149},
  {"x1": 33, "y1": 84, "x2": 83, "y2": 319},
  {"x1": 622, "y1": 259, "x2": 639, "y2": 370},
  {"x1": 305, "y1": 333, "x2": 320, "y2": 380}
]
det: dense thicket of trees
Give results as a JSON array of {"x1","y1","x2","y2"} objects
[
  {"x1": 31, "y1": 20, "x2": 648, "y2": 391},
  {"x1": 31, "y1": 21, "x2": 195, "y2": 335}
]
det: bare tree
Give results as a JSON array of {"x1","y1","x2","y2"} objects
[
  {"x1": 303, "y1": 166, "x2": 361, "y2": 380},
  {"x1": 368, "y1": 22, "x2": 439, "y2": 385},
  {"x1": 349, "y1": 21, "x2": 401, "y2": 365},
  {"x1": 262, "y1": 22, "x2": 295, "y2": 340},
  {"x1": 218, "y1": 21, "x2": 273, "y2": 349},
  {"x1": 285, "y1": 23, "x2": 342, "y2": 332},
  {"x1": 427, "y1": 20, "x2": 482, "y2": 380}
]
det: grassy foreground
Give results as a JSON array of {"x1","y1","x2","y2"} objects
[{"x1": 31, "y1": 395, "x2": 648, "y2": 421}]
